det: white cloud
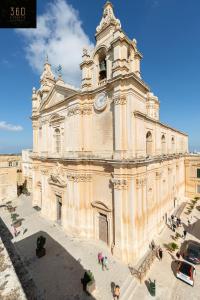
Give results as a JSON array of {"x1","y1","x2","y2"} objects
[
  {"x1": 16, "y1": 0, "x2": 93, "y2": 87},
  {"x1": 0, "y1": 121, "x2": 23, "y2": 132}
]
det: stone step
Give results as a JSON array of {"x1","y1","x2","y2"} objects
[{"x1": 120, "y1": 274, "x2": 138, "y2": 300}]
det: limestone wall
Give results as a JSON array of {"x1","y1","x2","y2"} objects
[{"x1": 0, "y1": 238, "x2": 26, "y2": 300}]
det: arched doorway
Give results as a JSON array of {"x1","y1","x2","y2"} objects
[{"x1": 91, "y1": 201, "x2": 112, "y2": 246}]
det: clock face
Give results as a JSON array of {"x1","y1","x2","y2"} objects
[{"x1": 94, "y1": 93, "x2": 107, "y2": 111}]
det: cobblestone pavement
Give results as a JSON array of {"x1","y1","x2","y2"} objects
[
  {"x1": 132, "y1": 199, "x2": 200, "y2": 300},
  {"x1": 0, "y1": 195, "x2": 132, "y2": 300}
]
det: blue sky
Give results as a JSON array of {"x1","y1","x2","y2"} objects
[{"x1": 0, "y1": 0, "x2": 200, "y2": 153}]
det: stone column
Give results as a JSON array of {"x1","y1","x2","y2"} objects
[
  {"x1": 156, "y1": 171, "x2": 162, "y2": 232},
  {"x1": 32, "y1": 121, "x2": 38, "y2": 153},
  {"x1": 142, "y1": 177, "x2": 148, "y2": 241},
  {"x1": 113, "y1": 94, "x2": 127, "y2": 159},
  {"x1": 111, "y1": 177, "x2": 128, "y2": 260}
]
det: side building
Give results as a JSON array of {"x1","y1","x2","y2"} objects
[
  {"x1": 31, "y1": 2, "x2": 188, "y2": 264},
  {"x1": 185, "y1": 154, "x2": 200, "y2": 198},
  {"x1": 0, "y1": 154, "x2": 22, "y2": 203},
  {"x1": 21, "y1": 149, "x2": 33, "y2": 194}
]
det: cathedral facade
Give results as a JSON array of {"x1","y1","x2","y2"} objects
[{"x1": 31, "y1": 2, "x2": 188, "y2": 264}]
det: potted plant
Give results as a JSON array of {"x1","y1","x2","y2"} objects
[
  {"x1": 169, "y1": 242, "x2": 179, "y2": 252},
  {"x1": 81, "y1": 270, "x2": 96, "y2": 295}
]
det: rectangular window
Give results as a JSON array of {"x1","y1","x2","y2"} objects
[
  {"x1": 197, "y1": 169, "x2": 200, "y2": 178},
  {"x1": 197, "y1": 185, "x2": 200, "y2": 193}
]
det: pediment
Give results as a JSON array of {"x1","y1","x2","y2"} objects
[
  {"x1": 91, "y1": 201, "x2": 112, "y2": 212},
  {"x1": 40, "y1": 85, "x2": 77, "y2": 111}
]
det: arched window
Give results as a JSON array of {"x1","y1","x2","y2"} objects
[
  {"x1": 171, "y1": 136, "x2": 175, "y2": 153},
  {"x1": 99, "y1": 49, "x2": 107, "y2": 81},
  {"x1": 161, "y1": 134, "x2": 166, "y2": 154},
  {"x1": 146, "y1": 131, "x2": 153, "y2": 156},
  {"x1": 54, "y1": 128, "x2": 61, "y2": 154}
]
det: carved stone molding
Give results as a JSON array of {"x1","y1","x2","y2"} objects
[
  {"x1": 111, "y1": 178, "x2": 128, "y2": 190},
  {"x1": 41, "y1": 169, "x2": 49, "y2": 175},
  {"x1": 68, "y1": 105, "x2": 92, "y2": 116},
  {"x1": 113, "y1": 95, "x2": 127, "y2": 105},
  {"x1": 136, "y1": 177, "x2": 146, "y2": 189},
  {"x1": 32, "y1": 165, "x2": 39, "y2": 171},
  {"x1": 156, "y1": 171, "x2": 162, "y2": 179},
  {"x1": 168, "y1": 167, "x2": 172, "y2": 173},
  {"x1": 67, "y1": 173, "x2": 92, "y2": 182},
  {"x1": 48, "y1": 174, "x2": 67, "y2": 188}
]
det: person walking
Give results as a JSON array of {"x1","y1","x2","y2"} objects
[
  {"x1": 172, "y1": 223, "x2": 176, "y2": 232},
  {"x1": 176, "y1": 251, "x2": 180, "y2": 259},
  {"x1": 102, "y1": 256, "x2": 109, "y2": 270},
  {"x1": 113, "y1": 285, "x2": 120, "y2": 300},
  {"x1": 98, "y1": 252, "x2": 103, "y2": 264},
  {"x1": 183, "y1": 229, "x2": 187, "y2": 239},
  {"x1": 158, "y1": 248, "x2": 163, "y2": 260}
]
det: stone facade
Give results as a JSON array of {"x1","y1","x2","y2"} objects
[
  {"x1": 185, "y1": 154, "x2": 200, "y2": 198},
  {"x1": 31, "y1": 2, "x2": 188, "y2": 264},
  {"x1": 0, "y1": 154, "x2": 22, "y2": 203}
]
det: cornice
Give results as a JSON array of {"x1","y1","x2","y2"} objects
[
  {"x1": 134, "y1": 111, "x2": 188, "y2": 137},
  {"x1": 31, "y1": 153, "x2": 187, "y2": 168}
]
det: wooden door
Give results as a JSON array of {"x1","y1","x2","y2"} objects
[{"x1": 99, "y1": 213, "x2": 108, "y2": 244}]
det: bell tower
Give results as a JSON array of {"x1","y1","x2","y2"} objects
[{"x1": 80, "y1": 1, "x2": 143, "y2": 91}]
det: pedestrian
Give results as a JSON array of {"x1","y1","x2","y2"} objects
[
  {"x1": 158, "y1": 247, "x2": 163, "y2": 260},
  {"x1": 188, "y1": 219, "x2": 191, "y2": 226},
  {"x1": 98, "y1": 252, "x2": 103, "y2": 264},
  {"x1": 113, "y1": 285, "x2": 120, "y2": 300},
  {"x1": 183, "y1": 229, "x2": 187, "y2": 239},
  {"x1": 111, "y1": 242, "x2": 114, "y2": 255},
  {"x1": 102, "y1": 256, "x2": 109, "y2": 271},
  {"x1": 176, "y1": 218, "x2": 179, "y2": 227},
  {"x1": 172, "y1": 223, "x2": 176, "y2": 232},
  {"x1": 176, "y1": 251, "x2": 180, "y2": 259},
  {"x1": 171, "y1": 215, "x2": 174, "y2": 221}
]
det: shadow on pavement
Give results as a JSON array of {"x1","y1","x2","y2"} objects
[
  {"x1": 171, "y1": 260, "x2": 179, "y2": 277},
  {"x1": 0, "y1": 217, "x2": 37, "y2": 299},
  {"x1": 182, "y1": 219, "x2": 200, "y2": 240},
  {"x1": 15, "y1": 231, "x2": 95, "y2": 300}
]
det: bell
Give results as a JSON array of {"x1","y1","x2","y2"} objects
[{"x1": 99, "y1": 60, "x2": 106, "y2": 72}]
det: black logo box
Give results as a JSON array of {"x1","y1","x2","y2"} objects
[{"x1": 0, "y1": 0, "x2": 36, "y2": 28}]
